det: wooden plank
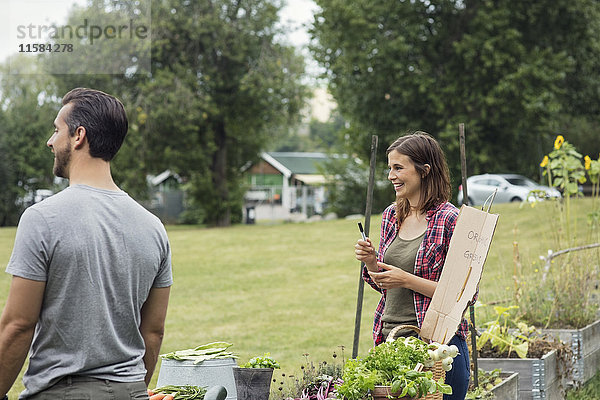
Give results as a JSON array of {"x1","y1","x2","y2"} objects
[
  {"x1": 583, "y1": 345, "x2": 600, "y2": 383},
  {"x1": 581, "y1": 319, "x2": 600, "y2": 357},
  {"x1": 542, "y1": 378, "x2": 563, "y2": 400},
  {"x1": 540, "y1": 350, "x2": 558, "y2": 388},
  {"x1": 519, "y1": 378, "x2": 561, "y2": 400},
  {"x1": 543, "y1": 319, "x2": 600, "y2": 357},
  {"x1": 478, "y1": 358, "x2": 533, "y2": 389},
  {"x1": 491, "y1": 372, "x2": 519, "y2": 400},
  {"x1": 519, "y1": 389, "x2": 533, "y2": 400},
  {"x1": 542, "y1": 328, "x2": 574, "y2": 345}
]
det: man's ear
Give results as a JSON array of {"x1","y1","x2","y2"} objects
[
  {"x1": 73, "y1": 126, "x2": 87, "y2": 150},
  {"x1": 422, "y1": 163, "x2": 431, "y2": 178}
]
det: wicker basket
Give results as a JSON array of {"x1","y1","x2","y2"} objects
[
  {"x1": 385, "y1": 325, "x2": 446, "y2": 400},
  {"x1": 371, "y1": 385, "x2": 416, "y2": 399}
]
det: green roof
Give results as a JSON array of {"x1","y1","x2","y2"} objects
[{"x1": 267, "y1": 152, "x2": 329, "y2": 174}]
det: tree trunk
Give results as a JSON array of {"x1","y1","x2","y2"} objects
[{"x1": 213, "y1": 118, "x2": 231, "y2": 227}]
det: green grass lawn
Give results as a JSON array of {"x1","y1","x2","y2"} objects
[
  {"x1": 0, "y1": 197, "x2": 596, "y2": 398},
  {"x1": 567, "y1": 371, "x2": 600, "y2": 400}
]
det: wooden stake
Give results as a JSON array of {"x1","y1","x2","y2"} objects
[
  {"x1": 459, "y1": 123, "x2": 479, "y2": 388},
  {"x1": 352, "y1": 135, "x2": 378, "y2": 359}
]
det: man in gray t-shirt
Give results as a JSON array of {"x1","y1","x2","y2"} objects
[{"x1": 0, "y1": 88, "x2": 173, "y2": 400}]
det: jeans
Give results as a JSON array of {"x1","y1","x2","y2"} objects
[
  {"x1": 27, "y1": 376, "x2": 148, "y2": 400},
  {"x1": 443, "y1": 335, "x2": 470, "y2": 400}
]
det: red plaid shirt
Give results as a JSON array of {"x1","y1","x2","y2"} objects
[{"x1": 362, "y1": 201, "x2": 470, "y2": 345}]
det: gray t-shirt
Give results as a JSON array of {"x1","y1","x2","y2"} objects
[{"x1": 6, "y1": 185, "x2": 173, "y2": 398}]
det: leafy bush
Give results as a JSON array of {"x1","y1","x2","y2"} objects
[{"x1": 321, "y1": 156, "x2": 391, "y2": 218}]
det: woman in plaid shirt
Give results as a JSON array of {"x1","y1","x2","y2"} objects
[{"x1": 355, "y1": 132, "x2": 470, "y2": 400}]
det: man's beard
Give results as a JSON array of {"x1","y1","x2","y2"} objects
[{"x1": 53, "y1": 144, "x2": 71, "y2": 179}]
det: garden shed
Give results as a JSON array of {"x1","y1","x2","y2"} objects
[{"x1": 145, "y1": 169, "x2": 184, "y2": 224}]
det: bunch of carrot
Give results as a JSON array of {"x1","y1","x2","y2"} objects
[
  {"x1": 147, "y1": 390, "x2": 174, "y2": 400},
  {"x1": 147, "y1": 385, "x2": 207, "y2": 400}
]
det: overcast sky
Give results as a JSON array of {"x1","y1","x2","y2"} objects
[
  {"x1": 0, "y1": 0, "x2": 85, "y2": 63},
  {"x1": 0, "y1": 0, "x2": 319, "y2": 73}
]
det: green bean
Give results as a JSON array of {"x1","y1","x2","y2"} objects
[
  {"x1": 160, "y1": 342, "x2": 237, "y2": 364},
  {"x1": 153, "y1": 384, "x2": 208, "y2": 399}
]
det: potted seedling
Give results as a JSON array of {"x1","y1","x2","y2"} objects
[{"x1": 234, "y1": 353, "x2": 280, "y2": 400}]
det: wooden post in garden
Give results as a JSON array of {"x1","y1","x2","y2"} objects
[
  {"x1": 459, "y1": 123, "x2": 479, "y2": 388},
  {"x1": 352, "y1": 134, "x2": 378, "y2": 359}
]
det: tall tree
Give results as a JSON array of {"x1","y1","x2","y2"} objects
[
  {"x1": 311, "y1": 0, "x2": 600, "y2": 185},
  {"x1": 43, "y1": 0, "x2": 307, "y2": 225},
  {"x1": 0, "y1": 57, "x2": 58, "y2": 226},
  {"x1": 44, "y1": 0, "x2": 153, "y2": 200},
  {"x1": 139, "y1": 0, "x2": 308, "y2": 226}
]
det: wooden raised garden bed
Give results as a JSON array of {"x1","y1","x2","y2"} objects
[
  {"x1": 543, "y1": 318, "x2": 600, "y2": 385},
  {"x1": 478, "y1": 349, "x2": 561, "y2": 400},
  {"x1": 489, "y1": 372, "x2": 519, "y2": 400}
]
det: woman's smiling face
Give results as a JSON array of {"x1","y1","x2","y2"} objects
[{"x1": 387, "y1": 149, "x2": 423, "y2": 206}]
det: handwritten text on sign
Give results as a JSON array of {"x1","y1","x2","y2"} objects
[{"x1": 462, "y1": 230, "x2": 491, "y2": 265}]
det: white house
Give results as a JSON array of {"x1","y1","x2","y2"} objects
[{"x1": 244, "y1": 152, "x2": 330, "y2": 222}]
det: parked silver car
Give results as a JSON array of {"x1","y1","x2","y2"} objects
[{"x1": 457, "y1": 174, "x2": 561, "y2": 205}]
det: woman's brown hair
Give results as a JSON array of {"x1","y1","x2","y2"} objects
[{"x1": 386, "y1": 131, "x2": 451, "y2": 227}]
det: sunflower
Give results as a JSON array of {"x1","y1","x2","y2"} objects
[
  {"x1": 585, "y1": 155, "x2": 592, "y2": 170},
  {"x1": 554, "y1": 135, "x2": 565, "y2": 150},
  {"x1": 540, "y1": 155, "x2": 549, "y2": 168}
]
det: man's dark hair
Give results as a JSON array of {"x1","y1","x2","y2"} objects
[{"x1": 62, "y1": 88, "x2": 128, "y2": 161}]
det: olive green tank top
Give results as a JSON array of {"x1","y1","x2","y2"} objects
[{"x1": 381, "y1": 231, "x2": 425, "y2": 340}]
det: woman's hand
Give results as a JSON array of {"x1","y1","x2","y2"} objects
[
  {"x1": 368, "y1": 262, "x2": 409, "y2": 289},
  {"x1": 354, "y1": 238, "x2": 377, "y2": 271},
  {"x1": 370, "y1": 262, "x2": 437, "y2": 297}
]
